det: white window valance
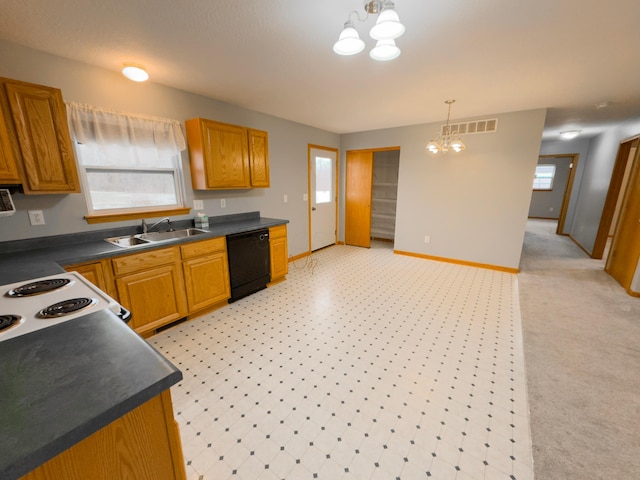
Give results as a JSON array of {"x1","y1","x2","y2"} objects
[{"x1": 66, "y1": 102, "x2": 186, "y2": 152}]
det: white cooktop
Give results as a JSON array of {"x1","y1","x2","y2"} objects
[{"x1": 0, "y1": 272, "x2": 122, "y2": 342}]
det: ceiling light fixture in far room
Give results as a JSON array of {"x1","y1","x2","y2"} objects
[
  {"x1": 121, "y1": 63, "x2": 149, "y2": 82},
  {"x1": 333, "y1": 0, "x2": 405, "y2": 61},
  {"x1": 560, "y1": 130, "x2": 581, "y2": 140},
  {"x1": 594, "y1": 101, "x2": 611, "y2": 110},
  {"x1": 426, "y1": 100, "x2": 466, "y2": 154}
]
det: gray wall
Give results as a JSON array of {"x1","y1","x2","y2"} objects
[
  {"x1": 340, "y1": 109, "x2": 547, "y2": 270},
  {"x1": 528, "y1": 157, "x2": 572, "y2": 219},
  {"x1": 0, "y1": 40, "x2": 339, "y2": 257},
  {"x1": 539, "y1": 137, "x2": 591, "y2": 234},
  {"x1": 566, "y1": 116, "x2": 640, "y2": 254}
]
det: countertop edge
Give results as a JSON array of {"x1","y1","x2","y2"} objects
[{"x1": 0, "y1": 311, "x2": 183, "y2": 479}]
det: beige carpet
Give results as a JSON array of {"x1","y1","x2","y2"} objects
[{"x1": 518, "y1": 219, "x2": 640, "y2": 479}]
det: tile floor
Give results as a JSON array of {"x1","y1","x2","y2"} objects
[{"x1": 151, "y1": 242, "x2": 533, "y2": 480}]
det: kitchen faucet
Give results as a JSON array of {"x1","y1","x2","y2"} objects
[{"x1": 141, "y1": 217, "x2": 174, "y2": 234}]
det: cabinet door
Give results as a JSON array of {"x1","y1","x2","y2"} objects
[
  {"x1": 116, "y1": 264, "x2": 188, "y2": 335},
  {"x1": 269, "y1": 225, "x2": 288, "y2": 280},
  {"x1": 4, "y1": 80, "x2": 80, "y2": 194},
  {"x1": 65, "y1": 260, "x2": 116, "y2": 299},
  {"x1": 183, "y1": 252, "x2": 231, "y2": 312},
  {"x1": 22, "y1": 391, "x2": 186, "y2": 480},
  {"x1": 201, "y1": 120, "x2": 250, "y2": 188},
  {"x1": 248, "y1": 128, "x2": 270, "y2": 187},
  {"x1": 0, "y1": 112, "x2": 20, "y2": 183}
]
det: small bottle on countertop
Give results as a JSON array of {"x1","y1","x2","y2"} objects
[{"x1": 194, "y1": 212, "x2": 209, "y2": 229}]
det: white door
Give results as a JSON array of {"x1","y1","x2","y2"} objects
[{"x1": 310, "y1": 147, "x2": 337, "y2": 251}]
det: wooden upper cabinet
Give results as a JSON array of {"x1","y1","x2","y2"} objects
[
  {"x1": 185, "y1": 118, "x2": 270, "y2": 190},
  {"x1": 0, "y1": 77, "x2": 80, "y2": 194},
  {"x1": 0, "y1": 113, "x2": 20, "y2": 183},
  {"x1": 248, "y1": 128, "x2": 270, "y2": 188}
]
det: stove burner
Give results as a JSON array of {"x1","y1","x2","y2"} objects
[
  {"x1": 0, "y1": 314, "x2": 23, "y2": 332},
  {"x1": 7, "y1": 278, "x2": 73, "y2": 297},
  {"x1": 37, "y1": 298, "x2": 97, "y2": 318}
]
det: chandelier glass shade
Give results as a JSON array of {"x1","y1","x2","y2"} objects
[
  {"x1": 427, "y1": 100, "x2": 466, "y2": 155},
  {"x1": 333, "y1": 1, "x2": 405, "y2": 61},
  {"x1": 332, "y1": 21, "x2": 366, "y2": 55}
]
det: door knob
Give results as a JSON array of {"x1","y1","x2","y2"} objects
[{"x1": 312, "y1": 207, "x2": 317, "y2": 211}]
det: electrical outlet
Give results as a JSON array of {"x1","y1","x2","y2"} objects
[
  {"x1": 28, "y1": 210, "x2": 45, "y2": 226},
  {"x1": 220, "y1": 199, "x2": 226, "y2": 208},
  {"x1": 283, "y1": 194, "x2": 288, "y2": 203},
  {"x1": 424, "y1": 235, "x2": 431, "y2": 244},
  {"x1": 193, "y1": 199, "x2": 204, "y2": 210},
  {"x1": 549, "y1": 207, "x2": 554, "y2": 212}
]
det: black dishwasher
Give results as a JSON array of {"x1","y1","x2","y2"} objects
[{"x1": 226, "y1": 229, "x2": 271, "y2": 302}]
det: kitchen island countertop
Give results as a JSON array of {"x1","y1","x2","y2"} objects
[{"x1": 0, "y1": 309, "x2": 183, "y2": 479}]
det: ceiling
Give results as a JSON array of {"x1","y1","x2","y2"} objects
[{"x1": 2, "y1": 0, "x2": 640, "y2": 138}]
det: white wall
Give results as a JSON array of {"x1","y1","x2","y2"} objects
[
  {"x1": 0, "y1": 40, "x2": 339, "y2": 257},
  {"x1": 340, "y1": 109, "x2": 547, "y2": 270}
]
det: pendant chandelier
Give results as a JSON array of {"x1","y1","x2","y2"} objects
[
  {"x1": 333, "y1": 1, "x2": 405, "y2": 62},
  {"x1": 426, "y1": 100, "x2": 466, "y2": 155}
]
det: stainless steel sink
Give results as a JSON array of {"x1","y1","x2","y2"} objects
[
  {"x1": 105, "y1": 228, "x2": 208, "y2": 248},
  {"x1": 105, "y1": 235, "x2": 151, "y2": 248},
  {"x1": 138, "y1": 228, "x2": 207, "y2": 242}
]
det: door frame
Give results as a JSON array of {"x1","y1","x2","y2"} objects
[
  {"x1": 345, "y1": 146, "x2": 400, "y2": 248},
  {"x1": 536, "y1": 153, "x2": 579, "y2": 236},
  {"x1": 592, "y1": 136, "x2": 639, "y2": 259},
  {"x1": 605, "y1": 139, "x2": 640, "y2": 294},
  {"x1": 307, "y1": 144, "x2": 339, "y2": 253}
]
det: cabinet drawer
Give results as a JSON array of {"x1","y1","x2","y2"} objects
[
  {"x1": 269, "y1": 224, "x2": 287, "y2": 239},
  {"x1": 112, "y1": 247, "x2": 180, "y2": 276},
  {"x1": 180, "y1": 237, "x2": 226, "y2": 259}
]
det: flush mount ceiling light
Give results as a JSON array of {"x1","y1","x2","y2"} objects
[
  {"x1": 426, "y1": 100, "x2": 466, "y2": 155},
  {"x1": 121, "y1": 63, "x2": 149, "y2": 82},
  {"x1": 560, "y1": 130, "x2": 581, "y2": 140},
  {"x1": 333, "y1": 0, "x2": 405, "y2": 61}
]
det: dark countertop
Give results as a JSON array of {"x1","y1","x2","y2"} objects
[
  {"x1": 0, "y1": 211, "x2": 288, "y2": 284},
  {"x1": 0, "y1": 309, "x2": 183, "y2": 479},
  {"x1": 0, "y1": 211, "x2": 288, "y2": 478}
]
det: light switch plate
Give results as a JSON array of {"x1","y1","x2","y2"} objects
[{"x1": 193, "y1": 199, "x2": 204, "y2": 210}]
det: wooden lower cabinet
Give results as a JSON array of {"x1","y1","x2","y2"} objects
[
  {"x1": 65, "y1": 259, "x2": 116, "y2": 298},
  {"x1": 269, "y1": 225, "x2": 288, "y2": 281},
  {"x1": 21, "y1": 390, "x2": 186, "y2": 480},
  {"x1": 181, "y1": 237, "x2": 230, "y2": 312},
  {"x1": 112, "y1": 247, "x2": 188, "y2": 336}
]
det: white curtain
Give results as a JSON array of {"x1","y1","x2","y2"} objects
[{"x1": 66, "y1": 102, "x2": 186, "y2": 152}]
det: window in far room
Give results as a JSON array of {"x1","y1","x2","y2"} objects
[{"x1": 533, "y1": 164, "x2": 556, "y2": 190}]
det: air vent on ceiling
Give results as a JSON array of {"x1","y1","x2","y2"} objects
[{"x1": 442, "y1": 118, "x2": 498, "y2": 136}]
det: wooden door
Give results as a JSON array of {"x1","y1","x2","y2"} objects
[
  {"x1": 605, "y1": 145, "x2": 640, "y2": 292},
  {"x1": 345, "y1": 150, "x2": 373, "y2": 247},
  {"x1": 248, "y1": 128, "x2": 270, "y2": 187},
  {"x1": 4, "y1": 80, "x2": 80, "y2": 193}
]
